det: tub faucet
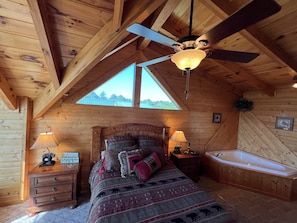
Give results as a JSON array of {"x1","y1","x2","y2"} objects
[{"x1": 216, "y1": 152, "x2": 222, "y2": 157}]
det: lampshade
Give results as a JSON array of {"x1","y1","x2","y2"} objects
[
  {"x1": 170, "y1": 131, "x2": 187, "y2": 143},
  {"x1": 293, "y1": 75, "x2": 297, "y2": 88},
  {"x1": 30, "y1": 132, "x2": 59, "y2": 150},
  {"x1": 171, "y1": 49, "x2": 206, "y2": 71}
]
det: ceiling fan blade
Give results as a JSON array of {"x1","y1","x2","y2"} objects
[
  {"x1": 206, "y1": 49, "x2": 259, "y2": 63},
  {"x1": 137, "y1": 55, "x2": 171, "y2": 67},
  {"x1": 127, "y1": 23, "x2": 181, "y2": 48},
  {"x1": 203, "y1": 0, "x2": 281, "y2": 45}
]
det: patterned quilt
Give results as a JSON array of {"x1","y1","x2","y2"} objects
[{"x1": 88, "y1": 163, "x2": 236, "y2": 223}]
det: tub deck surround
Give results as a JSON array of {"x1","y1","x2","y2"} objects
[{"x1": 205, "y1": 149, "x2": 297, "y2": 201}]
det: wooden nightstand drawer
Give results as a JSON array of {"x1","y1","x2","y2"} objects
[
  {"x1": 177, "y1": 157, "x2": 199, "y2": 166},
  {"x1": 34, "y1": 174, "x2": 73, "y2": 186},
  {"x1": 33, "y1": 184, "x2": 73, "y2": 196},
  {"x1": 34, "y1": 192, "x2": 72, "y2": 206}
]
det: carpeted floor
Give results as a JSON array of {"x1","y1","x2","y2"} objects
[{"x1": 0, "y1": 192, "x2": 90, "y2": 223}]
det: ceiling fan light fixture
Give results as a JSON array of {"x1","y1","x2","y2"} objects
[{"x1": 171, "y1": 49, "x2": 206, "y2": 71}]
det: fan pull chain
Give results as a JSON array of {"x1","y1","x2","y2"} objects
[{"x1": 184, "y1": 69, "x2": 191, "y2": 100}]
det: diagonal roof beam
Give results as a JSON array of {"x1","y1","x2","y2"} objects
[
  {"x1": 112, "y1": 0, "x2": 125, "y2": 32},
  {"x1": 27, "y1": 0, "x2": 62, "y2": 89},
  {"x1": 32, "y1": 0, "x2": 166, "y2": 119},
  {"x1": 0, "y1": 70, "x2": 17, "y2": 109},
  {"x1": 201, "y1": 0, "x2": 297, "y2": 76},
  {"x1": 138, "y1": 0, "x2": 180, "y2": 50}
]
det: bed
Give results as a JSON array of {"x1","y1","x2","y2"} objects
[{"x1": 88, "y1": 123, "x2": 236, "y2": 223}]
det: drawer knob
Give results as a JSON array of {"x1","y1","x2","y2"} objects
[
  {"x1": 52, "y1": 187, "x2": 56, "y2": 192},
  {"x1": 53, "y1": 177, "x2": 57, "y2": 182},
  {"x1": 51, "y1": 197, "x2": 56, "y2": 201}
]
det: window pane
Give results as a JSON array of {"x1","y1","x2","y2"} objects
[
  {"x1": 76, "y1": 64, "x2": 135, "y2": 107},
  {"x1": 140, "y1": 68, "x2": 180, "y2": 110}
]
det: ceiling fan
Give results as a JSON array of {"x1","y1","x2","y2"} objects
[
  {"x1": 126, "y1": 0, "x2": 281, "y2": 99},
  {"x1": 127, "y1": 0, "x2": 281, "y2": 68}
]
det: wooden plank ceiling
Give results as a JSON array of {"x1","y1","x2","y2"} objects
[{"x1": 0, "y1": 0, "x2": 296, "y2": 118}]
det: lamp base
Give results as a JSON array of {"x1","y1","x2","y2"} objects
[{"x1": 173, "y1": 146, "x2": 182, "y2": 154}]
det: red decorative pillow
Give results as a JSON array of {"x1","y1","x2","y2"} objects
[{"x1": 134, "y1": 152, "x2": 162, "y2": 181}]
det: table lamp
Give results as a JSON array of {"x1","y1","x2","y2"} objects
[
  {"x1": 30, "y1": 132, "x2": 59, "y2": 167},
  {"x1": 170, "y1": 130, "x2": 187, "y2": 154}
]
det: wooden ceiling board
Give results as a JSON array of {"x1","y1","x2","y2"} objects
[
  {"x1": 47, "y1": 0, "x2": 114, "y2": 28},
  {"x1": 0, "y1": 0, "x2": 33, "y2": 23}
]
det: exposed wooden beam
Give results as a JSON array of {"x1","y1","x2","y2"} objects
[
  {"x1": 138, "y1": 0, "x2": 180, "y2": 50},
  {"x1": 213, "y1": 60, "x2": 275, "y2": 97},
  {"x1": 112, "y1": 0, "x2": 125, "y2": 32},
  {"x1": 201, "y1": 0, "x2": 297, "y2": 76},
  {"x1": 32, "y1": 0, "x2": 166, "y2": 119},
  {"x1": 0, "y1": 71, "x2": 17, "y2": 110},
  {"x1": 27, "y1": 0, "x2": 61, "y2": 89}
]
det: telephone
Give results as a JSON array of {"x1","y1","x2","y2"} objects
[{"x1": 40, "y1": 153, "x2": 55, "y2": 167}]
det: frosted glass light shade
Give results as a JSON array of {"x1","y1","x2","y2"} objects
[{"x1": 171, "y1": 49, "x2": 206, "y2": 71}]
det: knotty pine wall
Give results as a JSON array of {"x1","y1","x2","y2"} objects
[
  {"x1": 238, "y1": 86, "x2": 297, "y2": 168},
  {"x1": 29, "y1": 75, "x2": 239, "y2": 192},
  {"x1": 0, "y1": 97, "x2": 31, "y2": 206}
]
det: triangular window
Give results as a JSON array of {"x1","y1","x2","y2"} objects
[
  {"x1": 140, "y1": 67, "x2": 179, "y2": 110},
  {"x1": 76, "y1": 64, "x2": 135, "y2": 107},
  {"x1": 76, "y1": 64, "x2": 180, "y2": 110}
]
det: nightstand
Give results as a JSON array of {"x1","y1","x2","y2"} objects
[
  {"x1": 170, "y1": 152, "x2": 201, "y2": 182},
  {"x1": 27, "y1": 162, "x2": 80, "y2": 216}
]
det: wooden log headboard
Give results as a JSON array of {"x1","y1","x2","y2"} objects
[{"x1": 91, "y1": 123, "x2": 170, "y2": 164}]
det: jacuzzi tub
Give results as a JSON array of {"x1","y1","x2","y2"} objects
[
  {"x1": 205, "y1": 149, "x2": 297, "y2": 177},
  {"x1": 204, "y1": 149, "x2": 297, "y2": 201}
]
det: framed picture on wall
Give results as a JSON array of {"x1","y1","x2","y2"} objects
[
  {"x1": 275, "y1": 116, "x2": 294, "y2": 131},
  {"x1": 213, "y1": 113, "x2": 222, "y2": 123}
]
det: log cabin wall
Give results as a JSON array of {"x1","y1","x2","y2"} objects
[
  {"x1": 238, "y1": 86, "x2": 297, "y2": 168},
  {"x1": 29, "y1": 75, "x2": 239, "y2": 192},
  {"x1": 0, "y1": 97, "x2": 31, "y2": 206}
]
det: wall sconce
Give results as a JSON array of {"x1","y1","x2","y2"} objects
[
  {"x1": 30, "y1": 132, "x2": 59, "y2": 167},
  {"x1": 170, "y1": 131, "x2": 187, "y2": 154}
]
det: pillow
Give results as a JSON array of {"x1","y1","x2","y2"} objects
[
  {"x1": 106, "y1": 135, "x2": 136, "y2": 150},
  {"x1": 134, "y1": 152, "x2": 162, "y2": 182},
  {"x1": 118, "y1": 149, "x2": 143, "y2": 178},
  {"x1": 140, "y1": 146, "x2": 167, "y2": 166},
  {"x1": 103, "y1": 145, "x2": 138, "y2": 172},
  {"x1": 138, "y1": 135, "x2": 162, "y2": 147}
]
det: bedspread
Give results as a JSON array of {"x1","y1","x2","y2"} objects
[{"x1": 88, "y1": 163, "x2": 235, "y2": 223}]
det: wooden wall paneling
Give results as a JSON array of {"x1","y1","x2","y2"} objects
[
  {"x1": 205, "y1": 109, "x2": 239, "y2": 152},
  {"x1": 238, "y1": 111, "x2": 297, "y2": 167},
  {"x1": 0, "y1": 97, "x2": 30, "y2": 206}
]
